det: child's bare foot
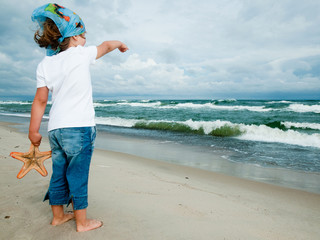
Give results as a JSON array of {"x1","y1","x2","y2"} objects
[
  {"x1": 51, "y1": 213, "x2": 75, "y2": 226},
  {"x1": 76, "y1": 219, "x2": 103, "y2": 232}
]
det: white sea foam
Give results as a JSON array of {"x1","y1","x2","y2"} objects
[
  {"x1": 95, "y1": 117, "x2": 233, "y2": 134},
  {"x1": 160, "y1": 103, "x2": 271, "y2": 112},
  {"x1": 287, "y1": 104, "x2": 320, "y2": 113},
  {"x1": 0, "y1": 112, "x2": 49, "y2": 119},
  {"x1": 94, "y1": 117, "x2": 320, "y2": 149},
  {"x1": 0, "y1": 101, "x2": 31, "y2": 105},
  {"x1": 93, "y1": 100, "x2": 271, "y2": 112},
  {"x1": 0, "y1": 112, "x2": 31, "y2": 118},
  {"x1": 183, "y1": 119, "x2": 232, "y2": 134},
  {"x1": 0, "y1": 100, "x2": 53, "y2": 105},
  {"x1": 182, "y1": 120, "x2": 320, "y2": 149},
  {"x1": 217, "y1": 98, "x2": 237, "y2": 102},
  {"x1": 117, "y1": 101, "x2": 162, "y2": 107},
  {"x1": 267, "y1": 100, "x2": 293, "y2": 104},
  {"x1": 102, "y1": 99, "x2": 128, "y2": 103},
  {"x1": 214, "y1": 105, "x2": 271, "y2": 112},
  {"x1": 173, "y1": 119, "x2": 320, "y2": 148},
  {"x1": 93, "y1": 103, "x2": 109, "y2": 107},
  {"x1": 282, "y1": 121, "x2": 320, "y2": 130},
  {"x1": 95, "y1": 116, "x2": 139, "y2": 127},
  {"x1": 94, "y1": 100, "x2": 162, "y2": 108},
  {"x1": 159, "y1": 103, "x2": 204, "y2": 109},
  {"x1": 237, "y1": 124, "x2": 320, "y2": 149}
]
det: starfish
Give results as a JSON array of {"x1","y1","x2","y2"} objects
[{"x1": 10, "y1": 144, "x2": 51, "y2": 179}]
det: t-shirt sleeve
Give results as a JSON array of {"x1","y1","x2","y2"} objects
[
  {"x1": 36, "y1": 63, "x2": 46, "y2": 88},
  {"x1": 85, "y1": 45, "x2": 98, "y2": 65}
]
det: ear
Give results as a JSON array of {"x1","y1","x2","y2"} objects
[{"x1": 71, "y1": 35, "x2": 79, "y2": 41}]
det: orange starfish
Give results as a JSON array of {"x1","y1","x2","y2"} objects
[{"x1": 10, "y1": 144, "x2": 51, "y2": 179}]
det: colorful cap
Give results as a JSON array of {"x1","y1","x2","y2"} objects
[{"x1": 31, "y1": 3, "x2": 86, "y2": 55}]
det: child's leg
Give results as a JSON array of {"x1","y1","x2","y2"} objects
[
  {"x1": 61, "y1": 127, "x2": 102, "y2": 231},
  {"x1": 45, "y1": 129, "x2": 72, "y2": 225},
  {"x1": 74, "y1": 209, "x2": 103, "y2": 232},
  {"x1": 51, "y1": 205, "x2": 74, "y2": 226}
]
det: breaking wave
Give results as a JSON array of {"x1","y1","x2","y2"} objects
[
  {"x1": 159, "y1": 103, "x2": 271, "y2": 112},
  {"x1": 95, "y1": 117, "x2": 320, "y2": 148},
  {"x1": 287, "y1": 104, "x2": 320, "y2": 113}
]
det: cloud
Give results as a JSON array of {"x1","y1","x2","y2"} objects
[
  {"x1": 91, "y1": 54, "x2": 191, "y2": 97},
  {"x1": 1, "y1": 0, "x2": 320, "y2": 99}
]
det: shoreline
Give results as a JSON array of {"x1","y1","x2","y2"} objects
[
  {"x1": 1, "y1": 121, "x2": 320, "y2": 239},
  {"x1": 2, "y1": 114, "x2": 320, "y2": 194}
]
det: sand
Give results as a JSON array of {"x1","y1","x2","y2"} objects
[{"x1": 0, "y1": 121, "x2": 320, "y2": 240}]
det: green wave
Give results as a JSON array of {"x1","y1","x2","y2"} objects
[
  {"x1": 134, "y1": 121, "x2": 243, "y2": 137},
  {"x1": 208, "y1": 125, "x2": 242, "y2": 137},
  {"x1": 265, "y1": 121, "x2": 287, "y2": 130},
  {"x1": 134, "y1": 122, "x2": 205, "y2": 134},
  {"x1": 265, "y1": 121, "x2": 316, "y2": 131}
]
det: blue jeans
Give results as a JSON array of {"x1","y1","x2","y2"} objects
[{"x1": 44, "y1": 127, "x2": 96, "y2": 210}]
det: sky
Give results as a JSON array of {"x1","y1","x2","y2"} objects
[{"x1": 1, "y1": 0, "x2": 320, "y2": 100}]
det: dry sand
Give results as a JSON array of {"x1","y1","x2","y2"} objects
[{"x1": 1, "y1": 122, "x2": 320, "y2": 240}]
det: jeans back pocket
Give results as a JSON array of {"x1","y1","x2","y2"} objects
[{"x1": 61, "y1": 128, "x2": 85, "y2": 155}]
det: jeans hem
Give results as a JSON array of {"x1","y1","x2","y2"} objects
[{"x1": 43, "y1": 190, "x2": 69, "y2": 206}]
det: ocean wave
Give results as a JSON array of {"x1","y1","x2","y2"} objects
[
  {"x1": 266, "y1": 121, "x2": 287, "y2": 130},
  {"x1": 93, "y1": 100, "x2": 319, "y2": 113},
  {"x1": 0, "y1": 101, "x2": 32, "y2": 105},
  {"x1": 237, "y1": 124, "x2": 320, "y2": 149},
  {"x1": 93, "y1": 103, "x2": 108, "y2": 107},
  {"x1": 117, "y1": 101, "x2": 162, "y2": 107},
  {"x1": 254, "y1": 120, "x2": 320, "y2": 131},
  {"x1": 0, "y1": 112, "x2": 49, "y2": 119},
  {"x1": 281, "y1": 121, "x2": 320, "y2": 130},
  {"x1": 102, "y1": 100, "x2": 128, "y2": 102},
  {"x1": 0, "y1": 101, "x2": 53, "y2": 105},
  {"x1": 94, "y1": 101, "x2": 162, "y2": 108},
  {"x1": 93, "y1": 100, "x2": 271, "y2": 112},
  {"x1": 94, "y1": 117, "x2": 320, "y2": 148},
  {"x1": 95, "y1": 117, "x2": 243, "y2": 136},
  {"x1": 266, "y1": 100, "x2": 293, "y2": 104},
  {"x1": 215, "y1": 99, "x2": 237, "y2": 103},
  {"x1": 102, "y1": 99, "x2": 128, "y2": 102},
  {"x1": 160, "y1": 103, "x2": 271, "y2": 112},
  {"x1": 287, "y1": 104, "x2": 320, "y2": 113},
  {"x1": 0, "y1": 112, "x2": 31, "y2": 118},
  {"x1": 134, "y1": 120, "x2": 242, "y2": 137},
  {"x1": 95, "y1": 116, "x2": 139, "y2": 127}
]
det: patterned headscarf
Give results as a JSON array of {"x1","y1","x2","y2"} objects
[{"x1": 31, "y1": 3, "x2": 86, "y2": 56}]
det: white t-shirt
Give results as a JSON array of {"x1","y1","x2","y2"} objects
[{"x1": 36, "y1": 45, "x2": 97, "y2": 131}]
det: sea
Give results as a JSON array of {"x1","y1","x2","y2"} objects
[{"x1": 1, "y1": 99, "x2": 320, "y2": 193}]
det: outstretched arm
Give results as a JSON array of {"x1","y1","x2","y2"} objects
[
  {"x1": 96, "y1": 41, "x2": 128, "y2": 59},
  {"x1": 28, "y1": 87, "x2": 49, "y2": 146}
]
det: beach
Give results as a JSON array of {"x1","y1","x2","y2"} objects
[{"x1": 1, "y1": 121, "x2": 320, "y2": 240}]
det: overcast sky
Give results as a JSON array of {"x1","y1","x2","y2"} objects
[{"x1": 1, "y1": 0, "x2": 320, "y2": 100}]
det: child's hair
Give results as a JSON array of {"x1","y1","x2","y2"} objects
[{"x1": 34, "y1": 18, "x2": 70, "y2": 53}]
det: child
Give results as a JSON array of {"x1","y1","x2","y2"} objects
[{"x1": 29, "y1": 3, "x2": 128, "y2": 232}]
